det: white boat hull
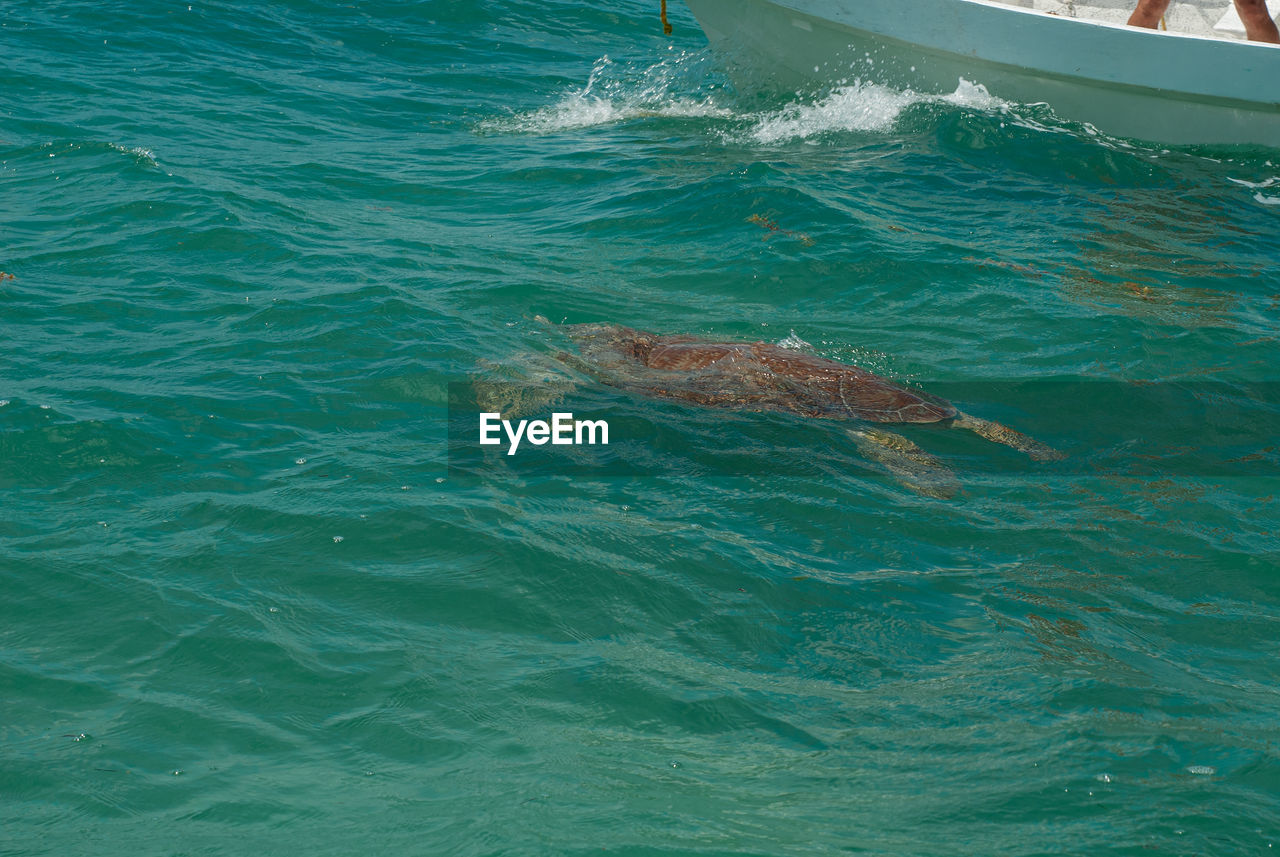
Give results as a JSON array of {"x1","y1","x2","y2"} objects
[{"x1": 684, "y1": 0, "x2": 1280, "y2": 146}]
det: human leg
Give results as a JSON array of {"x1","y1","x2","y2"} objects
[
  {"x1": 1234, "y1": 0, "x2": 1280, "y2": 43},
  {"x1": 1128, "y1": 0, "x2": 1172, "y2": 28}
]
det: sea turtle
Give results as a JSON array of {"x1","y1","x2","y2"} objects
[{"x1": 477, "y1": 320, "x2": 1062, "y2": 496}]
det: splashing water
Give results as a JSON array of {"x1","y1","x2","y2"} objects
[
  {"x1": 109, "y1": 143, "x2": 159, "y2": 167},
  {"x1": 746, "y1": 78, "x2": 1010, "y2": 144},
  {"x1": 480, "y1": 52, "x2": 1269, "y2": 211},
  {"x1": 1227, "y1": 174, "x2": 1280, "y2": 206},
  {"x1": 746, "y1": 81, "x2": 921, "y2": 143},
  {"x1": 777, "y1": 331, "x2": 814, "y2": 351},
  {"x1": 480, "y1": 53, "x2": 732, "y2": 134},
  {"x1": 483, "y1": 52, "x2": 1014, "y2": 141}
]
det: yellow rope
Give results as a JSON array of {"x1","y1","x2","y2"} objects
[{"x1": 661, "y1": 0, "x2": 672, "y2": 34}]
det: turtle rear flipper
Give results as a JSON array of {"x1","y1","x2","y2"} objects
[
  {"x1": 847, "y1": 427, "x2": 960, "y2": 499},
  {"x1": 952, "y1": 412, "x2": 1064, "y2": 461}
]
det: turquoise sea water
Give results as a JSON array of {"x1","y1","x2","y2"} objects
[{"x1": 3, "y1": 1, "x2": 1280, "y2": 854}]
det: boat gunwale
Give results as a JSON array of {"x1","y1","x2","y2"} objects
[
  {"x1": 707, "y1": 0, "x2": 1280, "y2": 106},
  {"x1": 922, "y1": 0, "x2": 1280, "y2": 49},
  {"x1": 802, "y1": 7, "x2": 1280, "y2": 114}
]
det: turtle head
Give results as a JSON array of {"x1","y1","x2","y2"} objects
[{"x1": 565, "y1": 323, "x2": 656, "y2": 364}]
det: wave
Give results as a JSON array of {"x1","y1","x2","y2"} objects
[
  {"x1": 744, "y1": 77, "x2": 1008, "y2": 143},
  {"x1": 477, "y1": 53, "x2": 732, "y2": 135},
  {"x1": 478, "y1": 51, "x2": 1280, "y2": 215},
  {"x1": 1226, "y1": 174, "x2": 1280, "y2": 206},
  {"x1": 483, "y1": 52, "x2": 1021, "y2": 144}
]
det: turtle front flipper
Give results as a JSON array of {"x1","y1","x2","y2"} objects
[
  {"x1": 472, "y1": 353, "x2": 580, "y2": 420},
  {"x1": 951, "y1": 411, "x2": 1064, "y2": 461},
  {"x1": 847, "y1": 427, "x2": 960, "y2": 500}
]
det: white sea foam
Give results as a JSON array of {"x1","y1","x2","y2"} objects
[
  {"x1": 109, "y1": 142, "x2": 159, "y2": 167},
  {"x1": 1226, "y1": 176, "x2": 1278, "y2": 189},
  {"x1": 777, "y1": 331, "x2": 813, "y2": 351},
  {"x1": 941, "y1": 77, "x2": 1008, "y2": 111},
  {"x1": 481, "y1": 54, "x2": 731, "y2": 135},
  {"x1": 499, "y1": 91, "x2": 730, "y2": 134},
  {"x1": 1226, "y1": 175, "x2": 1280, "y2": 205},
  {"x1": 487, "y1": 53, "x2": 1019, "y2": 144},
  {"x1": 747, "y1": 81, "x2": 919, "y2": 143},
  {"x1": 746, "y1": 78, "x2": 1010, "y2": 144}
]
